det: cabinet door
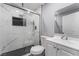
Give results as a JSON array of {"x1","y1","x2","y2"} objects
[
  {"x1": 45, "y1": 44, "x2": 57, "y2": 56},
  {"x1": 41, "y1": 37, "x2": 47, "y2": 48},
  {"x1": 57, "y1": 49, "x2": 73, "y2": 56}
]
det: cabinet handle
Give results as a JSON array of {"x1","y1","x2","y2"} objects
[
  {"x1": 53, "y1": 46, "x2": 56, "y2": 48},
  {"x1": 54, "y1": 47, "x2": 56, "y2": 48},
  {"x1": 57, "y1": 48, "x2": 59, "y2": 50}
]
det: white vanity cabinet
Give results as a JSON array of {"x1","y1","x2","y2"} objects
[
  {"x1": 56, "y1": 44, "x2": 79, "y2": 56},
  {"x1": 57, "y1": 49, "x2": 73, "y2": 56},
  {"x1": 56, "y1": 47, "x2": 73, "y2": 56},
  {"x1": 45, "y1": 40, "x2": 74, "y2": 56},
  {"x1": 42, "y1": 39, "x2": 57, "y2": 56},
  {"x1": 45, "y1": 44, "x2": 57, "y2": 56},
  {"x1": 41, "y1": 37, "x2": 57, "y2": 56},
  {"x1": 41, "y1": 37, "x2": 79, "y2": 56}
]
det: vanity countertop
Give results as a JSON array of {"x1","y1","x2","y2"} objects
[{"x1": 42, "y1": 36, "x2": 79, "y2": 51}]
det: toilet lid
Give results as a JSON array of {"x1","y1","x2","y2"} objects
[{"x1": 30, "y1": 45, "x2": 44, "y2": 55}]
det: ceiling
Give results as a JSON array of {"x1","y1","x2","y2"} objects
[{"x1": 8, "y1": 3, "x2": 44, "y2": 11}]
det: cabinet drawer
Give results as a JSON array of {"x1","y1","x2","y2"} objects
[
  {"x1": 45, "y1": 40, "x2": 56, "y2": 47},
  {"x1": 41, "y1": 37, "x2": 47, "y2": 47},
  {"x1": 45, "y1": 44, "x2": 57, "y2": 56},
  {"x1": 57, "y1": 49, "x2": 73, "y2": 56},
  {"x1": 56, "y1": 43, "x2": 79, "y2": 56}
]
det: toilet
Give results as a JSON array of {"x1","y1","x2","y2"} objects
[{"x1": 30, "y1": 45, "x2": 45, "y2": 56}]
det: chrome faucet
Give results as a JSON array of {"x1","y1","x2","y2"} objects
[
  {"x1": 61, "y1": 34, "x2": 68, "y2": 40},
  {"x1": 61, "y1": 34, "x2": 65, "y2": 39}
]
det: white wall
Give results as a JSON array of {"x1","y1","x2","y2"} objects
[
  {"x1": 41, "y1": 3, "x2": 72, "y2": 36},
  {"x1": 0, "y1": 4, "x2": 39, "y2": 53}
]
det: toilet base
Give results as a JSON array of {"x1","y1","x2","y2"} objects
[{"x1": 29, "y1": 50, "x2": 45, "y2": 56}]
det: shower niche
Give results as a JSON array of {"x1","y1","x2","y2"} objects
[
  {"x1": 54, "y1": 3, "x2": 79, "y2": 37},
  {"x1": 12, "y1": 16, "x2": 26, "y2": 26}
]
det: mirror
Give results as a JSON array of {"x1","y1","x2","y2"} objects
[
  {"x1": 54, "y1": 3, "x2": 79, "y2": 38},
  {"x1": 62, "y1": 11, "x2": 79, "y2": 37}
]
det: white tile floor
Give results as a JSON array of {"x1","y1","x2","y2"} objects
[{"x1": 23, "y1": 53, "x2": 31, "y2": 56}]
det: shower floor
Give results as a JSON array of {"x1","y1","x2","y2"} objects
[{"x1": 1, "y1": 45, "x2": 33, "y2": 56}]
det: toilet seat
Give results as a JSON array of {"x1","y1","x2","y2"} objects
[{"x1": 30, "y1": 45, "x2": 44, "y2": 55}]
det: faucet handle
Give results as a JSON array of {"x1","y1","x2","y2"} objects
[
  {"x1": 61, "y1": 34, "x2": 65, "y2": 39},
  {"x1": 66, "y1": 36, "x2": 68, "y2": 40},
  {"x1": 63, "y1": 36, "x2": 68, "y2": 40}
]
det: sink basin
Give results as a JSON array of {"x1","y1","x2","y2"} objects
[{"x1": 67, "y1": 37, "x2": 79, "y2": 45}]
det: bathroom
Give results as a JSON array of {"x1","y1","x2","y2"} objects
[{"x1": 1, "y1": 2, "x2": 79, "y2": 56}]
